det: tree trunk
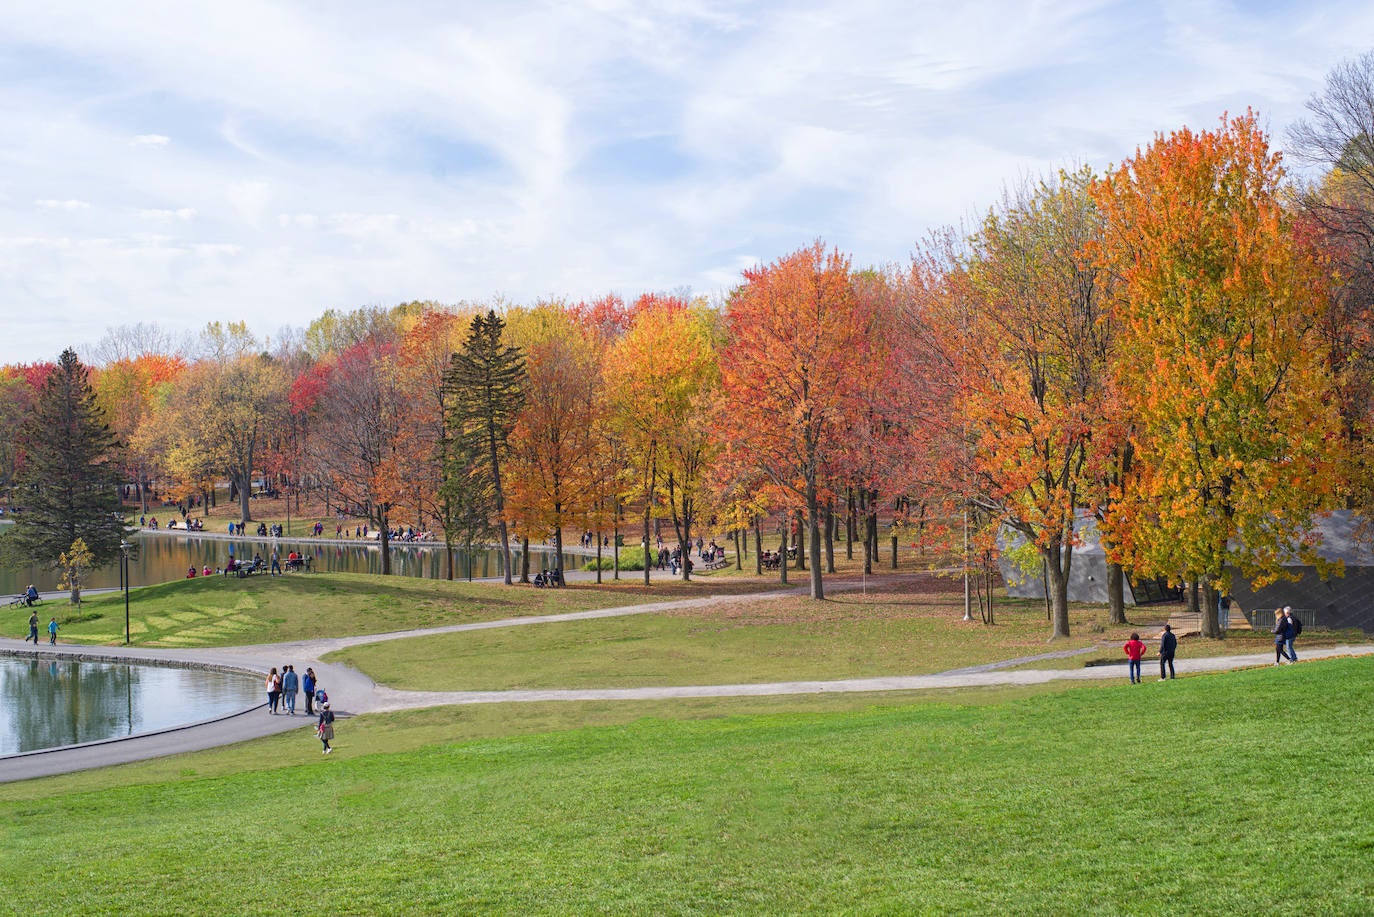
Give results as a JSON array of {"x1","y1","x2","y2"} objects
[
  {"x1": 237, "y1": 473, "x2": 251, "y2": 523},
  {"x1": 519, "y1": 536, "x2": 530, "y2": 584},
  {"x1": 497, "y1": 519, "x2": 513, "y2": 586},
  {"x1": 595, "y1": 529, "x2": 603, "y2": 584},
  {"x1": 642, "y1": 506, "x2": 652, "y2": 587},
  {"x1": 1106, "y1": 562, "x2": 1127, "y2": 625},
  {"x1": 824, "y1": 502, "x2": 835, "y2": 574},
  {"x1": 793, "y1": 509, "x2": 806, "y2": 571},
  {"x1": 806, "y1": 482, "x2": 824, "y2": 599},
  {"x1": 778, "y1": 524, "x2": 788, "y2": 585},
  {"x1": 376, "y1": 506, "x2": 392, "y2": 575},
  {"x1": 553, "y1": 523, "x2": 563, "y2": 581},
  {"x1": 891, "y1": 532, "x2": 898, "y2": 570},
  {"x1": 1200, "y1": 578, "x2": 1221, "y2": 639},
  {"x1": 1043, "y1": 542, "x2": 1072, "y2": 638},
  {"x1": 754, "y1": 518, "x2": 763, "y2": 576},
  {"x1": 846, "y1": 487, "x2": 855, "y2": 560}
]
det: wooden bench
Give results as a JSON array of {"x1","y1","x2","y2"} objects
[{"x1": 704, "y1": 558, "x2": 730, "y2": 571}]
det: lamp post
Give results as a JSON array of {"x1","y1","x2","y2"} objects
[{"x1": 120, "y1": 539, "x2": 131, "y2": 645}]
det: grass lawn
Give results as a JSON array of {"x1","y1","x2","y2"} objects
[
  {"x1": 41, "y1": 572, "x2": 787, "y2": 647},
  {"x1": 326, "y1": 578, "x2": 1163, "y2": 690},
  {"x1": 1, "y1": 657, "x2": 1370, "y2": 914}
]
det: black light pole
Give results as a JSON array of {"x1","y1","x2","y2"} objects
[{"x1": 120, "y1": 539, "x2": 131, "y2": 645}]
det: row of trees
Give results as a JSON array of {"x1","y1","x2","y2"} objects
[{"x1": 6, "y1": 54, "x2": 1374, "y2": 634}]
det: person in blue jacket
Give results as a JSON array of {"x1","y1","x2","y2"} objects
[{"x1": 303, "y1": 667, "x2": 317, "y2": 715}]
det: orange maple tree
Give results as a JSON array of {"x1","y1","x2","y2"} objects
[
  {"x1": 715, "y1": 242, "x2": 870, "y2": 600},
  {"x1": 1091, "y1": 112, "x2": 1341, "y2": 636}
]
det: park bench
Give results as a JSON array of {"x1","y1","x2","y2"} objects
[{"x1": 704, "y1": 558, "x2": 730, "y2": 571}]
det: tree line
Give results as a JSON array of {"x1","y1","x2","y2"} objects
[{"x1": 6, "y1": 54, "x2": 1374, "y2": 635}]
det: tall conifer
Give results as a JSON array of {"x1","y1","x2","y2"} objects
[
  {"x1": 444, "y1": 311, "x2": 526, "y2": 585},
  {"x1": 8, "y1": 349, "x2": 127, "y2": 587}
]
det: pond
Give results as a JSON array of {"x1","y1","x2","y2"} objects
[
  {"x1": 0, "y1": 531, "x2": 573, "y2": 597},
  {"x1": 0, "y1": 655, "x2": 264, "y2": 755}
]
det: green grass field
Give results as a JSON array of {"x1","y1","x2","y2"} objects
[
  {"x1": 2, "y1": 658, "x2": 1371, "y2": 914},
  {"x1": 38, "y1": 572, "x2": 784, "y2": 647},
  {"x1": 328, "y1": 588, "x2": 1111, "y2": 689}
]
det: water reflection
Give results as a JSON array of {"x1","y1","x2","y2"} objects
[
  {"x1": 0, "y1": 533, "x2": 569, "y2": 595},
  {"x1": 0, "y1": 656, "x2": 264, "y2": 755}
]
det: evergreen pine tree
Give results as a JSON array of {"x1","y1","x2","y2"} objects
[
  {"x1": 443, "y1": 311, "x2": 526, "y2": 585},
  {"x1": 7, "y1": 349, "x2": 127, "y2": 584}
]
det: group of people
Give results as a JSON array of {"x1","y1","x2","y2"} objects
[
  {"x1": 265, "y1": 665, "x2": 336, "y2": 754},
  {"x1": 141, "y1": 514, "x2": 205, "y2": 531},
  {"x1": 1121, "y1": 625, "x2": 1179, "y2": 683},
  {"x1": 1272, "y1": 605, "x2": 1302, "y2": 664},
  {"x1": 26, "y1": 610, "x2": 58, "y2": 645},
  {"x1": 1121, "y1": 605, "x2": 1305, "y2": 683},
  {"x1": 533, "y1": 568, "x2": 565, "y2": 588}
]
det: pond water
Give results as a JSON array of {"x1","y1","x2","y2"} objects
[
  {"x1": 0, "y1": 655, "x2": 264, "y2": 755},
  {"x1": 0, "y1": 531, "x2": 571, "y2": 597}
]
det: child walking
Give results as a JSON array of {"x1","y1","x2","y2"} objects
[
  {"x1": 317, "y1": 703, "x2": 335, "y2": 754},
  {"x1": 1123, "y1": 632, "x2": 1147, "y2": 684}
]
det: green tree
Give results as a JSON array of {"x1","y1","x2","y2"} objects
[
  {"x1": 6, "y1": 350, "x2": 127, "y2": 594},
  {"x1": 444, "y1": 310, "x2": 526, "y2": 586}
]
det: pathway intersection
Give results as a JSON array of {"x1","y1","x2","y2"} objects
[{"x1": 4, "y1": 581, "x2": 1372, "y2": 783}]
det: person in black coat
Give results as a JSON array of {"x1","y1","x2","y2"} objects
[{"x1": 1158, "y1": 623, "x2": 1177, "y2": 680}]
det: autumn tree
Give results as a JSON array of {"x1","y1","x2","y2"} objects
[
  {"x1": 716, "y1": 242, "x2": 869, "y2": 600},
  {"x1": 504, "y1": 304, "x2": 603, "y2": 572},
  {"x1": 397, "y1": 308, "x2": 474, "y2": 577},
  {"x1": 1287, "y1": 51, "x2": 1374, "y2": 511},
  {"x1": 165, "y1": 339, "x2": 288, "y2": 523},
  {"x1": 92, "y1": 353, "x2": 186, "y2": 513},
  {"x1": 444, "y1": 309, "x2": 526, "y2": 585},
  {"x1": 604, "y1": 295, "x2": 720, "y2": 582},
  {"x1": 1092, "y1": 112, "x2": 1340, "y2": 637},
  {"x1": 932, "y1": 170, "x2": 1117, "y2": 639},
  {"x1": 4, "y1": 350, "x2": 127, "y2": 595},
  {"x1": 308, "y1": 339, "x2": 407, "y2": 574}
]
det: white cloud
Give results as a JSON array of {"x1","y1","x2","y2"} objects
[
  {"x1": 1, "y1": 1, "x2": 1371, "y2": 363},
  {"x1": 34, "y1": 199, "x2": 90, "y2": 211},
  {"x1": 135, "y1": 208, "x2": 196, "y2": 221}
]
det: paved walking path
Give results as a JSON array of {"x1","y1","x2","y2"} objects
[{"x1": 4, "y1": 586, "x2": 1372, "y2": 783}]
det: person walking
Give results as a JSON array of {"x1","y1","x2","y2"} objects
[
  {"x1": 282, "y1": 664, "x2": 299, "y2": 715},
  {"x1": 266, "y1": 667, "x2": 282, "y2": 713},
  {"x1": 1158, "y1": 624, "x2": 1177, "y2": 680},
  {"x1": 1123, "y1": 632, "x2": 1147, "y2": 684},
  {"x1": 303, "y1": 667, "x2": 317, "y2": 715},
  {"x1": 317, "y1": 702, "x2": 335, "y2": 754},
  {"x1": 27, "y1": 610, "x2": 39, "y2": 645},
  {"x1": 1273, "y1": 608, "x2": 1293, "y2": 664},
  {"x1": 1282, "y1": 606, "x2": 1301, "y2": 663},
  {"x1": 47, "y1": 617, "x2": 58, "y2": 645}
]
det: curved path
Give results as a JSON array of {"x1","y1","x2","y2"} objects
[{"x1": 4, "y1": 586, "x2": 1372, "y2": 783}]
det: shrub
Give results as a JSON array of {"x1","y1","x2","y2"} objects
[{"x1": 583, "y1": 545, "x2": 646, "y2": 571}]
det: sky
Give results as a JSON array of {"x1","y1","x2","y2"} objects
[{"x1": 2, "y1": 0, "x2": 1371, "y2": 365}]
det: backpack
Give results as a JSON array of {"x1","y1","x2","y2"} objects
[
  {"x1": 315, "y1": 688, "x2": 328, "y2": 705},
  {"x1": 1292, "y1": 616, "x2": 1303, "y2": 636}
]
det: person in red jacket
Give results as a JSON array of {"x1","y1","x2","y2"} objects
[{"x1": 1123, "y1": 632, "x2": 1147, "y2": 684}]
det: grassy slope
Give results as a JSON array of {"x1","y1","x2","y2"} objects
[
  {"x1": 2, "y1": 658, "x2": 1371, "y2": 915},
  {"x1": 41, "y1": 573, "x2": 783, "y2": 647}
]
